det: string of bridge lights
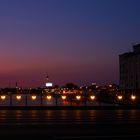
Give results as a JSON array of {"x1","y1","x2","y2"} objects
[{"x1": 0, "y1": 95, "x2": 96, "y2": 101}]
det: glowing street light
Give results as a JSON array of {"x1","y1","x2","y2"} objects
[
  {"x1": 1, "y1": 95, "x2": 6, "y2": 100},
  {"x1": 109, "y1": 84, "x2": 112, "y2": 88},
  {"x1": 46, "y1": 95, "x2": 52, "y2": 100},
  {"x1": 96, "y1": 85, "x2": 98, "y2": 88},
  {"x1": 61, "y1": 95, "x2": 66, "y2": 100},
  {"x1": 76, "y1": 95, "x2": 81, "y2": 100},
  {"x1": 117, "y1": 95, "x2": 123, "y2": 100},
  {"x1": 90, "y1": 95, "x2": 95, "y2": 100},
  {"x1": 16, "y1": 95, "x2": 22, "y2": 100},
  {"x1": 131, "y1": 95, "x2": 136, "y2": 100},
  {"x1": 31, "y1": 95, "x2": 37, "y2": 100}
]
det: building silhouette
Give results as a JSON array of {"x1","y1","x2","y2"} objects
[{"x1": 119, "y1": 44, "x2": 140, "y2": 89}]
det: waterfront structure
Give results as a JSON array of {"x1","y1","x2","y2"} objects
[{"x1": 119, "y1": 44, "x2": 140, "y2": 89}]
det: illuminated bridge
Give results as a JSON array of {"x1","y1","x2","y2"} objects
[{"x1": 0, "y1": 92, "x2": 139, "y2": 107}]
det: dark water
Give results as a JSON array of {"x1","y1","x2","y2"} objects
[
  {"x1": 0, "y1": 109, "x2": 140, "y2": 139},
  {"x1": 0, "y1": 109, "x2": 140, "y2": 125}
]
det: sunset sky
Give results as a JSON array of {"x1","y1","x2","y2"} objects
[{"x1": 0, "y1": 0, "x2": 140, "y2": 88}]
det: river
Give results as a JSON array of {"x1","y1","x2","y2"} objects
[{"x1": 0, "y1": 109, "x2": 140, "y2": 139}]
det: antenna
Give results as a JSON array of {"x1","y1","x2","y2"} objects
[{"x1": 46, "y1": 73, "x2": 49, "y2": 81}]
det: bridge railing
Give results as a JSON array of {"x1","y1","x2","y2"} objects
[{"x1": 0, "y1": 92, "x2": 139, "y2": 106}]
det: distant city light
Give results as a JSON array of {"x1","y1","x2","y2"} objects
[
  {"x1": 46, "y1": 82, "x2": 53, "y2": 87},
  {"x1": 92, "y1": 83, "x2": 96, "y2": 85},
  {"x1": 96, "y1": 85, "x2": 98, "y2": 88},
  {"x1": 1, "y1": 95, "x2": 6, "y2": 100},
  {"x1": 109, "y1": 84, "x2": 112, "y2": 88}
]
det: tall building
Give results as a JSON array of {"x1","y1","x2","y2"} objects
[{"x1": 119, "y1": 44, "x2": 140, "y2": 89}]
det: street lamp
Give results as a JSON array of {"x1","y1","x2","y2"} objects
[
  {"x1": 117, "y1": 95, "x2": 123, "y2": 100},
  {"x1": 31, "y1": 95, "x2": 37, "y2": 100},
  {"x1": 1, "y1": 95, "x2": 6, "y2": 100},
  {"x1": 131, "y1": 95, "x2": 136, "y2": 100},
  {"x1": 61, "y1": 95, "x2": 66, "y2": 100},
  {"x1": 46, "y1": 95, "x2": 52, "y2": 100},
  {"x1": 76, "y1": 95, "x2": 81, "y2": 100},
  {"x1": 16, "y1": 95, "x2": 22, "y2": 100},
  {"x1": 90, "y1": 95, "x2": 95, "y2": 100}
]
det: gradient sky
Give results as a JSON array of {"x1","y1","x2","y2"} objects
[{"x1": 0, "y1": 0, "x2": 140, "y2": 88}]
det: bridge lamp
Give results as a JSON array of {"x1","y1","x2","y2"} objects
[
  {"x1": 117, "y1": 95, "x2": 123, "y2": 100},
  {"x1": 16, "y1": 95, "x2": 22, "y2": 100},
  {"x1": 90, "y1": 95, "x2": 95, "y2": 100},
  {"x1": 1, "y1": 95, "x2": 6, "y2": 100},
  {"x1": 46, "y1": 95, "x2": 52, "y2": 100},
  {"x1": 76, "y1": 95, "x2": 81, "y2": 100},
  {"x1": 31, "y1": 95, "x2": 37, "y2": 100},
  {"x1": 131, "y1": 95, "x2": 136, "y2": 100},
  {"x1": 61, "y1": 95, "x2": 66, "y2": 100}
]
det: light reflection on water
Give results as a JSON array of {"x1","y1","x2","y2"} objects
[{"x1": 0, "y1": 110, "x2": 140, "y2": 125}]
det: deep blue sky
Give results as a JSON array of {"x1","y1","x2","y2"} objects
[{"x1": 0, "y1": 0, "x2": 140, "y2": 88}]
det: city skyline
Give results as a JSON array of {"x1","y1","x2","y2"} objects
[{"x1": 0, "y1": 0, "x2": 140, "y2": 88}]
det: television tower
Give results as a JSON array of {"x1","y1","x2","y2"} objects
[{"x1": 46, "y1": 74, "x2": 49, "y2": 82}]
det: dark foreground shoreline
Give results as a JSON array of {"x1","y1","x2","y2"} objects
[
  {"x1": 0, "y1": 105, "x2": 140, "y2": 110},
  {"x1": 0, "y1": 106, "x2": 140, "y2": 139}
]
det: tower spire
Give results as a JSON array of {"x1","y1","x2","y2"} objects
[{"x1": 46, "y1": 73, "x2": 49, "y2": 81}]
